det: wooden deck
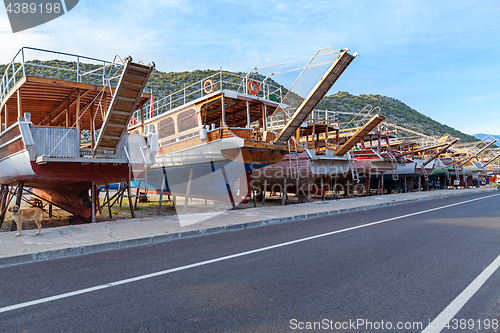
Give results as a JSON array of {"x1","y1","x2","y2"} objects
[{"x1": 0, "y1": 76, "x2": 150, "y2": 134}]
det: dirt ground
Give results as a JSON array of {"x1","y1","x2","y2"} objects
[
  {"x1": 1, "y1": 183, "x2": 495, "y2": 233},
  {"x1": 0, "y1": 189, "x2": 360, "y2": 233}
]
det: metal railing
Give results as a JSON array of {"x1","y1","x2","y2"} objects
[
  {"x1": 132, "y1": 70, "x2": 284, "y2": 125},
  {"x1": 0, "y1": 47, "x2": 125, "y2": 101},
  {"x1": 268, "y1": 109, "x2": 341, "y2": 130}
]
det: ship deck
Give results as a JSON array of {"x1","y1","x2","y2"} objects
[{"x1": 0, "y1": 75, "x2": 150, "y2": 132}]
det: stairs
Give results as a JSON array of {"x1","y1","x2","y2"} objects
[
  {"x1": 333, "y1": 115, "x2": 386, "y2": 157},
  {"x1": 94, "y1": 59, "x2": 155, "y2": 154},
  {"x1": 275, "y1": 49, "x2": 357, "y2": 145}
]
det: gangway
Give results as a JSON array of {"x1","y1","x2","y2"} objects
[
  {"x1": 394, "y1": 142, "x2": 453, "y2": 158},
  {"x1": 457, "y1": 139, "x2": 497, "y2": 168},
  {"x1": 275, "y1": 48, "x2": 358, "y2": 145},
  {"x1": 481, "y1": 152, "x2": 500, "y2": 168},
  {"x1": 333, "y1": 115, "x2": 386, "y2": 157},
  {"x1": 94, "y1": 59, "x2": 154, "y2": 154},
  {"x1": 421, "y1": 138, "x2": 460, "y2": 167}
]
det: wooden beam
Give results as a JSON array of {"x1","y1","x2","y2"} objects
[
  {"x1": 17, "y1": 90, "x2": 22, "y2": 118},
  {"x1": 38, "y1": 88, "x2": 91, "y2": 126},
  {"x1": 103, "y1": 91, "x2": 108, "y2": 119},
  {"x1": 65, "y1": 97, "x2": 70, "y2": 127},
  {"x1": 106, "y1": 123, "x2": 126, "y2": 129},
  {"x1": 41, "y1": 88, "x2": 77, "y2": 125},
  {"x1": 0, "y1": 76, "x2": 27, "y2": 114},
  {"x1": 51, "y1": 88, "x2": 93, "y2": 126},
  {"x1": 76, "y1": 88, "x2": 80, "y2": 138},
  {"x1": 55, "y1": 93, "x2": 97, "y2": 128},
  {"x1": 25, "y1": 76, "x2": 105, "y2": 91},
  {"x1": 90, "y1": 101, "x2": 95, "y2": 148},
  {"x1": 262, "y1": 104, "x2": 266, "y2": 131},
  {"x1": 6, "y1": 104, "x2": 9, "y2": 130},
  {"x1": 246, "y1": 101, "x2": 250, "y2": 128},
  {"x1": 112, "y1": 110, "x2": 134, "y2": 116}
]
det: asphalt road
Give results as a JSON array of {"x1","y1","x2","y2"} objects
[{"x1": 1, "y1": 192, "x2": 500, "y2": 332}]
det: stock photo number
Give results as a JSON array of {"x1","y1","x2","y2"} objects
[
  {"x1": 4, "y1": 0, "x2": 79, "y2": 33},
  {"x1": 6, "y1": 2, "x2": 62, "y2": 14}
]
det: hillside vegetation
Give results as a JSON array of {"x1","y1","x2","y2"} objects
[
  {"x1": 318, "y1": 92, "x2": 478, "y2": 143},
  {"x1": 0, "y1": 61, "x2": 478, "y2": 143}
]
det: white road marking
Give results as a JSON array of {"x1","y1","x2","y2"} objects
[
  {"x1": 422, "y1": 254, "x2": 500, "y2": 333},
  {"x1": 1, "y1": 193, "x2": 499, "y2": 314}
]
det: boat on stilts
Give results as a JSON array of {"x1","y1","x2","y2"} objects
[
  {"x1": 252, "y1": 104, "x2": 399, "y2": 200},
  {"x1": 430, "y1": 138, "x2": 497, "y2": 188},
  {"x1": 0, "y1": 47, "x2": 157, "y2": 225},
  {"x1": 130, "y1": 48, "x2": 358, "y2": 212}
]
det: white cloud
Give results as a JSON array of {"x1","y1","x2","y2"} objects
[{"x1": 1, "y1": 0, "x2": 500, "y2": 137}]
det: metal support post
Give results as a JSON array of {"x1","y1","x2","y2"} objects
[
  {"x1": 11, "y1": 182, "x2": 24, "y2": 231},
  {"x1": 282, "y1": 178, "x2": 287, "y2": 206},
  {"x1": 183, "y1": 168, "x2": 194, "y2": 215},
  {"x1": 91, "y1": 181, "x2": 96, "y2": 223},
  {"x1": 262, "y1": 179, "x2": 267, "y2": 205},
  {"x1": 127, "y1": 180, "x2": 135, "y2": 218},
  {"x1": 321, "y1": 177, "x2": 325, "y2": 201},
  {"x1": 106, "y1": 185, "x2": 112, "y2": 219}
]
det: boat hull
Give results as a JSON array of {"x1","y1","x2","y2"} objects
[
  {"x1": 252, "y1": 151, "x2": 352, "y2": 196},
  {"x1": 146, "y1": 137, "x2": 283, "y2": 202},
  {"x1": 0, "y1": 121, "x2": 155, "y2": 220}
]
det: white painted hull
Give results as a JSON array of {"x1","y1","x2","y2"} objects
[{"x1": 0, "y1": 150, "x2": 35, "y2": 185}]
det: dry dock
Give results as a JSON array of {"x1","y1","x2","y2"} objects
[{"x1": 0, "y1": 187, "x2": 495, "y2": 268}]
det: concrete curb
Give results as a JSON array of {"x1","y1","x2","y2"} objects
[{"x1": 0, "y1": 189, "x2": 495, "y2": 268}]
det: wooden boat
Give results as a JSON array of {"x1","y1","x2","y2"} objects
[
  {"x1": 376, "y1": 138, "x2": 459, "y2": 191},
  {"x1": 0, "y1": 48, "x2": 157, "y2": 222},
  {"x1": 130, "y1": 48, "x2": 358, "y2": 206},
  {"x1": 430, "y1": 139, "x2": 497, "y2": 188},
  {"x1": 251, "y1": 107, "x2": 397, "y2": 198},
  {"x1": 251, "y1": 122, "x2": 352, "y2": 198}
]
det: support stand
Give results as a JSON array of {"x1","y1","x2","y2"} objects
[
  {"x1": 282, "y1": 177, "x2": 287, "y2": 206},
  {"x1": 10, "y1": 182, "x2": 24, "y2": 231},
  {"x1": 127, "y1": 179, "x2": 135, "y2": 218},
  {"x1": 91, "y1": 181, "x2": 96, "y2": 223},
  {"x1": 0, "y1": 185, "x2": 10, "y2": 228},
  {"x1": 221, "y1": 167, "x2": 236, "y2": 209},
  {"x1": 105, "y1": 184, "x2": 112, "y2": 219},
  {"x1": 183, "y1": 168, "x2": 194, "y2": 215},
  {"x1": 262, "y1": 180, "x2": 267, "y2": 205},
  {"x1": 251, "y1": 180, "x2": 257, "y2": 208}
]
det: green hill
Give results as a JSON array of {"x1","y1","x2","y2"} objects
[
  {"x1": 0, "y1": 61, "x2": 478, "y2": 143},
  {"x1": 317, "y1": 92, "x2": 478, "y2": 143}
]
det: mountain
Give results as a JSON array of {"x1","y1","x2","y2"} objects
[
  {"x1": 473, "y1": 133, "x2": 500, "y2": 141},
  {"x1": 0, "y1": 61, "x2": 479, "y2": 143},
  {"x1": 318, "y1": 92, "x2": 478, "y2": 143}
]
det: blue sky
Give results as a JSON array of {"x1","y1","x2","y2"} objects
[{"x1": 1, "y1": 0, "x2": 500, "y2": 135}]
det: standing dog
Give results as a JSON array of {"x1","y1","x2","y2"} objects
[{"x1": 8, "y1": 205, "x2": 44, "y2": 236}]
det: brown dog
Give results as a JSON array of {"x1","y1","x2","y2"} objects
[{"x1": 8, "y1": 205, "x2": 44, "y2": 236}]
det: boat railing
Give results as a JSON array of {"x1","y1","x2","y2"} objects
[
  {"x1": 131, "y1": 70, "x2": 284, "y2": 126},
  {"x1": 28, "y1": 124, "x2": 147, "y2": 161},
  {"x1": 0, "y1": 47, "x2": 125, "y2": 101},
  {"x1": 268, "y1": 108, "x2": 342, "y2": 131}
]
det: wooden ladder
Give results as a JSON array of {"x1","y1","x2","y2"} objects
[{"x1": 94, "y1": 59, "x2": 154, "y2": 155}]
